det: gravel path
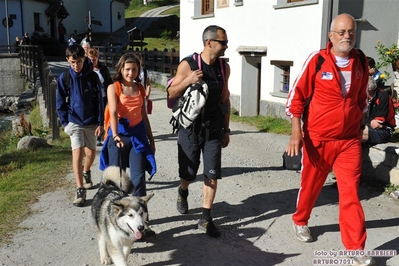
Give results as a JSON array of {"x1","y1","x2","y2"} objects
[{"x1": 1, "y1": 87, "x2": 399, "y2": 266}]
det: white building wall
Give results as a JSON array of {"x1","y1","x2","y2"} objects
[
  {"x1": 0, "y1": 0, "x2": 125, "y2": 45},
  {"x1": 180, "y1": 0, "x2": 326, "y2": 114},
  {"x1": 22, "y1": 1, "x2": 48, "y2": 35},
  {"x1": 0, "y1": 0, "x2": 23, "y2": 44},
  {"x1": 62, "y1": 0, "x2": 89, "y2": 37}
]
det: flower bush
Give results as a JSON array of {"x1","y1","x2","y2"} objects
[
  {"x1": 375, "y1": 40, "x2": 399, "y2": 69},
  {"x1": 375, "y1": 41, "x2": 399, "y2": 82}
]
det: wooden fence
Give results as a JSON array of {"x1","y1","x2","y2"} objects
[
  {"x1": 93, "y1": 46, "x2": 180, "y2": 76},
  {"x1": 1, "y1": 44, "x2": 59, "y2": 139},
  {"x1": 0, "y1": 45, "x2": 180, "y2": 140}
]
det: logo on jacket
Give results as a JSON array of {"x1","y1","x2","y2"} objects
[{"x1": 321, "y1": 72, "x2": 333, "y2": 80}]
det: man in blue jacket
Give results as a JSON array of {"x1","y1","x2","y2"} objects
[{"x1": 56, "y1": 44, "x2": 104, "y2": 207}]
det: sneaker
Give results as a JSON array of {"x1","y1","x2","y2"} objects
[
  {"x1": 176, "y1": 187, "x2": 188, "y2": 214},
  {"x1": 351, "y1": 256, "x2": 377, "y2": 266},
  {"x1": 198, "y1": 217, "x2": 221, "y2": 238},
  {"x1": 293, "y1": 222, "x2": 313, "y2": 242},
  {"x1": 73, "y1": 187, "x2": 86, "y2": 207},
  {"x1": 83, "y1": 170, "x2": 93, "y2": 189}
]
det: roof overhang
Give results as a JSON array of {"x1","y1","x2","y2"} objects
[{"x1": 45, "y1": 1, "x2": 69, "y2": 19}]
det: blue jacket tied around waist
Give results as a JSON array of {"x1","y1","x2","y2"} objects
[{"x1": 99, "y1": 119, "x2": 156, "y2": 179}]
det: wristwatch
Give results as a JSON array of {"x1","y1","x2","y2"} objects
[{"x1": 224, "y1": 128, "x2": 231, "y2": 133}]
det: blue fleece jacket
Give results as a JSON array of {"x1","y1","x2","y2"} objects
[
  {"x1": 56, "y1": 57, "x2": 104, "y2": 127},
  {"x1": 99, "y1": 119, "x2": 157, "y2": 179}
]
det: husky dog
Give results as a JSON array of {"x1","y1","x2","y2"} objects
[{"x1": 91, "y1": 166, "x2": 154, "y2": 266}]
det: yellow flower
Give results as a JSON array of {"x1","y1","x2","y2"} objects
[
  {"x1": 375, "y1": 41, "x2": 399, "y2": 69},
  {"x1": 380, "y1": 73, "x2": 386, "y2": 80}
]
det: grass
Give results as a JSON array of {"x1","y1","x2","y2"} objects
[
  {"x1": 125, "y1": 0, "x2": 179, "y2": 19},
  {"x1": 124, "y1": 0, "x2": 180, "y2": 51},
  {"x1": 0, "y1": 106, "x2": 72, "y2": 244},
  {"x1": 231, "y1": 109, "x2": 292, "y2": 134}
]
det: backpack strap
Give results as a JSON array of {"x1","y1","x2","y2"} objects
[
  {"x1": 143, "y1": 67, "x2": 148, "y2": 88},
  {"x1": 62, "y1": 70, "x2": 70, "y2": 103},
  {"x1": 219, "y1": 58, "x2": 226, "y2": 94},
  {"x1": 356, "y1": 48, "x2": 366, "y2": 72},
  {"x1": 104, "y1": 81, "x2": 121, "y2": 140},
  {"x1": 189, "y1": 53, "x2": 226, "y2": 93},
  {"x1": 185, "y1": 53, "x2": 201, "y2": 70},
  {"x1": 315, "y1": 54, "x2": 325, "y2": 74}
]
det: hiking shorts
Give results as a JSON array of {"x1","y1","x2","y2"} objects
[
  {"x1": 64, "y1": 122, "x2": 96, "y2": 150},
  {"x1": 366, "y1": 125, "x2": 393, "y2": 145},
  {"x1": 177, "y1": 128, "x2": 223, "y2": 181}
]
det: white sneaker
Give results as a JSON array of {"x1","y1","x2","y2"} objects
[
  {"x1": 351, "y1": 256, "x2": 377, "y2": 266},
  {"x1": 293, "y1": 222, "x2": 313, "y2": 242}
]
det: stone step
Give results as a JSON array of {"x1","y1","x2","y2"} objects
[{"x1": 362, "y1": 142, "x2": 399, "y2": 185}]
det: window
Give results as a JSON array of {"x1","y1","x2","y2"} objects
[
  {"x1": 271, "y1": 60, "x2": 293, "y2": 94},
  {"x1": 234, "y1": 0, "x2": 243, "y2": 6},
  {"x1": 202, "y1": 0, "x2": 214, "y2": 15},
  {"x1": 34, "y1": 13, "x2": 42, "y2": 32},
  {"x1": 194, "y1": 0, "x2": 215, "y2": 18},
  {"x1": 274, "y1": 0, "x2": 318, "y2": 9},
  {"x1": 281, "y1": 67, "x2": 290, "y2": 93}
]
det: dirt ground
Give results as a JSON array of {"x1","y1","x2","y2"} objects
[{"x1": 1, "y1": 88, "x2": 399, "y2": 266}]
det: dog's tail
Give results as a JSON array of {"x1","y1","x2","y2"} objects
[{"x1": 102, "y1": 166, "x2": 133, "y2": 193}]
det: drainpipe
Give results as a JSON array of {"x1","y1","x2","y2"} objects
[
  {"x1": 110, "y1": 0, "x2": 114, "y2": 33},
  {"x1": 20, "y1": 0, "x2": 24, "y2": 35},
  {"x1": 5, "y1": 0, "x2": 10, "y2": 46}
]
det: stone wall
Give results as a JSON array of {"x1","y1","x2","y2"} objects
[
  {"x1": 0, "y1": 54, "x2": 25, "y2": 96},
  {"x1": 0, "y1": 54, "x2": 26, "y2": 112}
]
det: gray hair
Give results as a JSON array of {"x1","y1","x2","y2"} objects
[
  {"x1": 202, "y1": 25, "x2": 226, "y2": 45},
  {"x1": 368, "y1": 77, "x2": 377, "y2": 92}
]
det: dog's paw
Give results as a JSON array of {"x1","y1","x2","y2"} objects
[{"x1": 100, "y1": 257, "x2": 113, "y2": 265}]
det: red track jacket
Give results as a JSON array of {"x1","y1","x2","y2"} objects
[{"x1": 286, "y1": 42, "x2": 369, "y2": 141}]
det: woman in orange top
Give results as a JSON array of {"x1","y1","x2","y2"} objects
[{"x1": 100, "y1": 53, "x2": 156, "y2": 198}]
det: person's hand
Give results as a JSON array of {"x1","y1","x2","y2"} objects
[
  {"x1": 95, "y1": 126, "x2": 104, "y2": 137},
  {"x1": 371, "y1": 119, "x2": 383, "y2": 129},
  {"x1": 187, "y1": 69, "x2": 203, "y2": 85},
  {"x1": 113, "y1": 135, "x2": 124, "y2": 148},
  {"x1": 286, "y1": 129, "x2": 303, "y2": 157}
]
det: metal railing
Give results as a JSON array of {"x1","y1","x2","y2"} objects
[{"x1": 1, "y1": 45, "x2": 181, "y2": 140}]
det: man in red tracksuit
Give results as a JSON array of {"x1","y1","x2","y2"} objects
[{"x1": 286, "y1": 14, "x2": 376, "y2": 266}]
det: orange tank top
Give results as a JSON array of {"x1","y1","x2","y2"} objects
[
  {"x1": 118, "y1": 89, "x2": 144, "y2": 127},
  {"x1": 103, "y1": 81, "x2": 146, "y2": 139}
]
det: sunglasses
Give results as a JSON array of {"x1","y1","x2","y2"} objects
[{"x1": 211, "y1": 39, "x2": 228, "y2": 46}]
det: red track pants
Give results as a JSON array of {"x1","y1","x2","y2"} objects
[{"x1": 292, "y1": 137, "x2": 367, "y2": 250}]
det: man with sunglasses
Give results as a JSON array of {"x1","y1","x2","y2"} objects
[
  {"x1": 286, "y1": 14, "x2": 376, "y2": 266},
  {"x1": 167, "y1": 25, "x2": 231, "y2": 238}
]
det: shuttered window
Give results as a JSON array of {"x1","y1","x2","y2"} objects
[{"x1": 202, "y1": 0, "x2": 214, "y2": 15}]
